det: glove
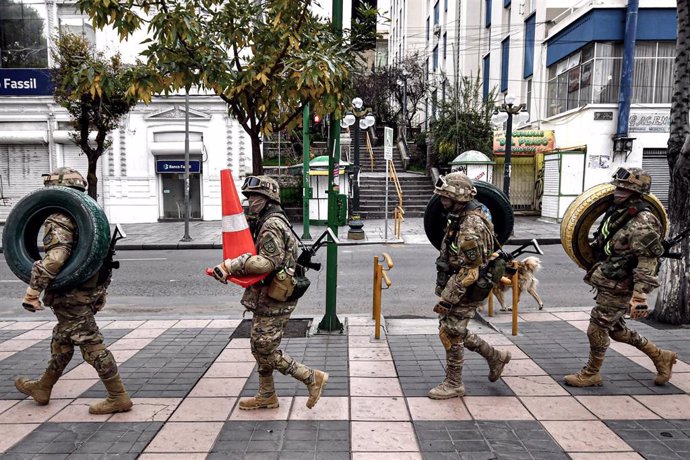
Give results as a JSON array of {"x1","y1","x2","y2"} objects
[
  {"x1": 22, "y1": 288, "x2": 44, "y2": 313},
  {"x1": 629, "y1": 293, "x2": 649, "y2": 320},
  {"x1": 212, "y1": 260, "x2": 230, "y2": 284}
]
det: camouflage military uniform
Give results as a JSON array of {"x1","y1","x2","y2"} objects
[
  {"x1": 32, "y1": 213, "x2": 115, "y2": 379},
  {"x1": 15, "y1": 167, "x2": 131, "y2": 414},
  {"x1": 565, "y1": 167, "x2": 678, "y2": 387},
  {"x1": 216, "y1": 176, "x2": 328, "y2": 410},
  {"x1": 429, "y1": 172, "x2": 511, "y2": 400}
]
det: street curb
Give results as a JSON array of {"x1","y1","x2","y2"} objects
[{"x1": 0, "y1": 237, "x2": 560, "y2": 253}]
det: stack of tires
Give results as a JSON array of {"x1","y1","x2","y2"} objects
[{"x1": 2, "y1": 187, "x2": 110, "y2": 289}]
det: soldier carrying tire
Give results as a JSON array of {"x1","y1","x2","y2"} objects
[{"x1": 10, "y1": 167, "x2": 133, "y2": 414}]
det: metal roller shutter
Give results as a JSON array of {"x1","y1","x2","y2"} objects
[
  {"x1": 61, "y1": 145, "x2": 104, "y2": 205},
  {"x1": 0, "y1": 144, "x2": 50, "y2": 222},
  {"x1": 642, "y1": 148, "x2": 669, "y2": 208}
]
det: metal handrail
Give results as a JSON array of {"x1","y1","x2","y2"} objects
[
  {"x1": 388, "y1": 158, "x2": 404, "y2": 239},
  {"x1": 366, "y1": 131, "x2": 375, "y2": 172}
]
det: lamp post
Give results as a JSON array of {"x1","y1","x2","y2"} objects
[
  {"x1": 341, "y1": 97, "x2": 375, "y2": 240},
  {"x1": 491, "y1": 94, "x2": 530, "y2": 199}
]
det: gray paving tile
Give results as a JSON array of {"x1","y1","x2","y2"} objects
[
  {"x1": 4, "y1": 422, "x2": 163, "y2": 457},
  {"x1": 81, "y1": 328, "x2": 229, "y2": 398},
  {"x1": 0, "y1": 329, "x2": 131, "y2": 399}
]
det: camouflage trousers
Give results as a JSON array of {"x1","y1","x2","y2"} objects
[
  {"x1": 250, "y1": 311, "x2": 314, "y2": 384},
  {"x1": 47, "y1": 304, "x2": 118, "y2": 379},
  {"x1": 439, "y1": 305, "x2": 500, "y2": 377},
  {"x1": 587, "y1": 288, "x2": 648, "y2": 360}
]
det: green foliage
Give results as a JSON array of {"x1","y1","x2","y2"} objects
[
  {"x1": 76, "y1": 0, "x2": 358, "y2": 175},
  {"x1": 350, "y1": 2, "x2": 383, "y2": 52},
  {"x1": 429, "y1": 76, "x2": 497, "y2": 166},
  {"x1": 51, "y1": 33, "x2": 141, "y2": 198}
]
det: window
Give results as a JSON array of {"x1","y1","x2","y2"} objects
[
  {"x1": 485, "y1": 0, "x2": 492, "y2": 27},
  {"x1": 58, "y1": 5, "x2": 96, "y2": 45},
  {"x1": 0, "y1": 0, "x2": 49, "y2": 68},
  {"x1": 431, "y1": 90, "x2": 438, "y2": 120},
  {"x1": 546, "y1": 41, "x2": 674, "y2": 117},
  {"x1": 426, "y1": 17, "x2": 430, "y2": 42},
  {"x1": 434, "y1": 1, "x2": 440, "y2": 25},
  {"x1": 483, "y1": 54, "x2": 491, "y2": 101},
  {"x1": 523, "y1": 13, "x2": 535, "y2": 78},
  {"x1": 433, "y1": 45, "x2": 438, "y2": 71},
  {"x1": 443, "y1": 33, "x2": 447, "y2": 61},
  {"x1": 526, "y1": 78, "x2": 532, "y2": 115},
  {"x1": 501, "y1": 37, "x2": 510, "y2": 92},
  {"x1": 504, "y1": 0, "x2": 511, "y2": 7},
  {"x1": 445, "y1": 0, "x2": 448, "y2": 12}
]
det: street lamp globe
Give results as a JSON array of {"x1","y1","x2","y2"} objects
[
  {"x1": 517, "y1": 110, "x2": 530, "y2": 124},
  {"x1": 343, "y1": 113, "x2": 356, "y2": 127},
  {"x1": 352, "y1": 97, "x2": 364, "y2": 109},
  {"x1": 504, "y1": 93, "x2": 517, "y2": 106},
  {"x1": 364, "y1": 114, "x2": 376, "y2": 127}
]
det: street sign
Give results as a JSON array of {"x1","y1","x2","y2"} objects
[
  {"x1": 155, "y1": 160, "x2": 201, "y2": 173},
  {"x1": 384, "y1": 126, "x2": 394, "y2": 160}
]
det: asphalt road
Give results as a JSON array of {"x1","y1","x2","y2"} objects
[{"x1": 0, "y1": 243, "x2": 603, "y2": 319}]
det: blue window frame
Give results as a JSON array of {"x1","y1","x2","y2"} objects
[
  {"x1": 443, "y1": 33, "x2": 447, "y2": 60},
  {"x1": 434, "y1": 1, "x2": 440, "y2": 25},
  {"x1": 485, "y1": 0, "x2": 492, "y2": 27},
  {"x1": 433, "y1": 45, "x2": 439, "y2": 70},
  {"x1": 445, "y1": 0, "x2": 448, "y2": 12},
  {"x1": 501, "y1": 37, "x2": 510, "y2": 92},
  {"x1": 426, "y1": 17, "x2": 430, "y2": 42},
  {"x1": 504, "y1": 0, "x2": 511, "y2": 7},
  {"x1": 483, "y1": 54, "x2": 491, "y2": 100},
  {"x1": 523, "y1": 13, "x2": 536, "y2": 78}
]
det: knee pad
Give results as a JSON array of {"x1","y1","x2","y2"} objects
[
  {"x1": 48, "y1": 340, "x2": 74, "y2": 374},
  {"x1": 439, "y1": 327, "x2": 464, "y2": 351},
  {"x1": 252, "y1": 335, "x2": 280, "y2": 357},
  {"x1": 463, "y1": 331, "x2": 480, "y2": 350},
  {"x1": 587, "y1": 322, "x2": 610, "y2": 356},
  {"x1": 81, "y1": 344, "x2": 118, "y2": 379},
  {"x1": 610, "y1": 327, "x2": 646, "y2": 348}
]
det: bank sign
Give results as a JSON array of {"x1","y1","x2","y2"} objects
[
  {"x1": 0, "y1": 69, "x2": 53, "y2": 96},
  {"x1": 493, "y1": 130, "x2": 555, "y2": 156},
  {"x1": 156, "y1": 160, "x2": 201, "y2": 174}
]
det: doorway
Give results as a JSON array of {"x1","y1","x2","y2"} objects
[{"x1": 160, "y1": 173, "x2": 201, "y2": 220}]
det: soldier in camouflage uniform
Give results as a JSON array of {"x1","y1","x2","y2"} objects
[
  {"x1": 565, "y1": 167, "x2": 678, "y2": 387},
  {"x1": 15, "y1": 167, "x2": 132, "y2": 414},
  {"x1": 212, "y1": 175, "x2": 328, "y2": 410},
  {"x1": 429, "y1": 172, "x2": 512, "y2": 399}
]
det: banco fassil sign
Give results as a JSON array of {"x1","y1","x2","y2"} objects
[{"x1": 0, "y1": 69, "x2": 53, "y2": 96}]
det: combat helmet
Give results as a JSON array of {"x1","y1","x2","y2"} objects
[
  {"x1": 434, "y1": 171, "x2": 477, "y2": 202},
  {"x1": 611, "y1": 167, "x2": 651, "y2": 194},
  {"x1": 43, "y1": 167, "x2": 87, "y2": 191},
  {"x1": 241, "y1": 175, "x2": 281, "y2": 203}
]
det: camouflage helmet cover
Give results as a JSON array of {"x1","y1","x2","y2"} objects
[
  {"x1": 611, "y1": 167, "x2": 651, "y2": 194},
  {"x1": 241, "y1": 175, "x2": 281, "y2": 203},
  {"x1": 433, "y1": 171, "x2": 477, "y2": 202},
  {"x1": 43, "y1": 167, "x2": 87, "y2": 191}
]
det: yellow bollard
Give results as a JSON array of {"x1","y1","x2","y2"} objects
[
  {"x1": 372, "y1": 256, "x2": 379, "y2": 321},
  {"x1": 511, "y1": 260, "x2": 519, "y2": 336},
  {"x1": 372, "y1": 253, "x2": 393, "y2": 340}
]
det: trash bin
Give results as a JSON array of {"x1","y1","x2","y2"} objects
[
  {"x1": 449, "y1": 150, "x2": 495, "y2": 182},
  {"x1": 308, "y1": 155, "x2": 350, "y2": 225}
]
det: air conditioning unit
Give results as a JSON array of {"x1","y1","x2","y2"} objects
[{"x1": 433, "y1": 24, "x2": 441, "y2": 36}]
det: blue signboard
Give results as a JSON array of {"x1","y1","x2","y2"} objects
[
  {"x1": 156, "y1": 160, "x2": 201, "y2": 174},
  {"x1": 0, "y1": 69, "x2": 53, "y2": 96}
]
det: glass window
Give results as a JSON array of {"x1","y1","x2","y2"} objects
[
  {"x1": 632, "y1": 42, "x2": 656, "y2": 103},
  {"x1": 0, "y1": 0, "x2": 49, "y2": 68},
  {"x1": 656, "y1": 42, "x2": 675, "y2": 103},
  {"x1": 434, "y1": 1, "x2": 439, "y2": 25},
  {"x1": 501, "y1": 37, "x2": 510, "y2": 92},
  {"x1": 443, "y1": 33, "x2": 447, "y2": 60},
  {"x1": 433, "y1": 45, "x2": 438, "y2": 70},
  {"x1": 485, "y1": 0, "x2": 492, "y2": 27}
]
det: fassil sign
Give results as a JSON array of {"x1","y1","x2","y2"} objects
[{"x1": 0, "y1": 69, "x2": 53, "y2": 96}]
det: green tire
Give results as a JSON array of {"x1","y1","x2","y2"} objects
[{"x1": 2, "y1": 186, "x2": 110, "y2": 290}]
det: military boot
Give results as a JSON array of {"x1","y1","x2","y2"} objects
[
  {"x1": 15, "y1": 370, "x2": 61, "y2": 405},
  {"x1": 428, "y1": 364, "x2": 465, "y2": 399},
  {"x1": 640, "y1": 340, "x2": 678, "y2": 385},
  {"x1": 564, "y1": 355, "x2": 604, "y2": 387},
  {"x1": 239, "y1": 374, "x2": 279, "y2": 410},
  {"x1": 306, "y1": 370, "x2": 329, "y2": 409},
  {"x1": 89, "y1": 374, "x2": 133, "y2": 414},
  {"x1": 488, "y1": 350, "x2": 512, "y2": 382}
]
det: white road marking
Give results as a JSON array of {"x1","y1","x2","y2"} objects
[
  {"x1": 0, "y1": 280, "x2": 22, "y2": 283},
  {"x1": 118, "y1": 258, "x2": 167, "y2": 261}
]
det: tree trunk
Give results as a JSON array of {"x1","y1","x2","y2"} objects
[
  {"x1": 250, "y1": 133, "x2": 263, "y2": 175},
  {"x1": 86, "y1": 152, "x2": 99, "y2": 201},
  {"x1": 654, "y1": 0, "x2": 690, "y2": 325}
]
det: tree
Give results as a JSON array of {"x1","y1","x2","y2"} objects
[
  {"x1": 653, "y1": 0, "x2": 690, "y2": 325},
  {"x1": 52, "y1": 33, "x2": 139, "y2": 199},
  {"x1": 352, "y1": 66, "x2": 396, "y2": 127},
  {"x1": 77, "y1": 0, "x2": 357, "y2": 175},
  {"x1": 390, "y1": 53, "x2": 433, "y2": 129},
  {"x1": 428, "y1": 76, "x2": 496, "y2": 166}
]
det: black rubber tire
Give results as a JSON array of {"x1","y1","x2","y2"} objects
[
  {"x1": 2, "y1": 186, "x2": 110, "y2": 289},
  {"x1": 560, "y1": 183, "x2": 669, "y2": 271},
  {"x1": 424, "y1": 180, "x2": 515, "y2": 251}
]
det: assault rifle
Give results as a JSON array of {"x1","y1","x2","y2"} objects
[
  {"x1": 497, "y1": 238, "x2": 544, "y2": 276},
  {"x1": 662, "y1": 225, "x2": 690, "y2": 260},
  {"x1": 104, "y1": 224, "x2": 126, "y2": 272},
  {"x1": 294, "y1": 228, "x2": 340, "y2": 272}
]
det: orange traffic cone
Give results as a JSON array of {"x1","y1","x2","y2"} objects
[{"x1": 206, "y1": 169, "x2": 268, "y2": 288}]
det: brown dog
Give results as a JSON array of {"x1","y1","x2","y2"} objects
[{"x1": 492, "y1": 256, "x2": 544, "y2": 311}]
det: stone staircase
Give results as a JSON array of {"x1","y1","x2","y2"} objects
[{"x1": 353, "y1": 130, "x2": 434, "y2": 219}]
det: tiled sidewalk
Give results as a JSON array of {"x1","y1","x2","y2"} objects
[{"x1": 0, "y1": 312, "x2": 689, "y2": 459}]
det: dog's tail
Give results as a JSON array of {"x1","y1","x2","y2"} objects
[{"x1": 521, "y1": 256, "x2": 542, "y2": 272}]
